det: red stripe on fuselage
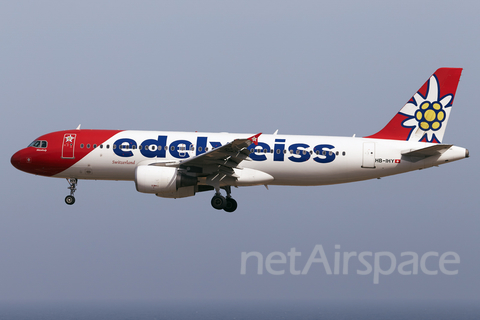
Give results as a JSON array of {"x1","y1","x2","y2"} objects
[{"x1": 11, "y1": 130, "x2": 123, "y2": 177}]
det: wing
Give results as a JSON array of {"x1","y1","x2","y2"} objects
[
  {"x1": 178, "y1": 133, "x2": 261, "y2": 174},
  {"x1": 148, "y1": 133, "x2": 262, "y2": 179}
]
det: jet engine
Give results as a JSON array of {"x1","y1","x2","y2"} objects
[{"x1": 135, "y1": 165, "x2": 197, "y2": 198}]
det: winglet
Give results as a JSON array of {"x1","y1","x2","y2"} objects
[{"x1": 248, "y1": 133, "x2": 262, "y2": 146}]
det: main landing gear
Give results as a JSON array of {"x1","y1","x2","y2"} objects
[
  {"x1": 211, "y1": 186, "x2": 238, "y2": 212},
  {"x1": 65, "y1": 178, "x2": 77, "y2": 205}
]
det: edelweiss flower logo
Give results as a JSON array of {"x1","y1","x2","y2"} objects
[
  {"x1": 415, "y1": 101, "x2": 445, "y2": 131},
  {"x1": 400, "y1": 75, "x2": 453, "y2": 142}
]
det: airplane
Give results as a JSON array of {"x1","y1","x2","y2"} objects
[{"x1": 11, "y1": 68, "x2": 469, "y2": 212}]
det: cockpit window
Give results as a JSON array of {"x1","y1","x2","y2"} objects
[{"x1": 28, "y1": 140, "x2": 48, "y2": 148}]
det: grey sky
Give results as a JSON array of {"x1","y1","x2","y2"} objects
[{"x1": 1, "y1": 1, "x2": 479, "y2": 302}]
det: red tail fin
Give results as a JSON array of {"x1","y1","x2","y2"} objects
[{"x1": 365, "y1": 68, "x2": 462, "y2": 143}]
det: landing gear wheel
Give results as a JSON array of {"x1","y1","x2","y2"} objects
[
  {"x1": 224, "y1": 198, "x2": 238, "y2": 213},
  {"x1": 211, "y1": 195, "x2": 227, "y2": 210},
  {"x1": 65, "y1": 195, "x2": 75, "y2": 205},
  {"x1": 65, "y1": 178, "x2": 78, "y2": 205}
]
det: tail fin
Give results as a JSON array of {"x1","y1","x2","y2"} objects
[{"x1": 366, "y1": 68, "x2": 463, "y2": 143}]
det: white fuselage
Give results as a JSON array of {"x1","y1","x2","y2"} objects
[{"x1": 55, "y1": 131, "x2": 467, "y2": 186}]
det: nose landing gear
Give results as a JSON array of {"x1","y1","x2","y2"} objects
[
  {"x1": 65, "y1": 178, "x2": 77, "y2": 205},
  {"x1": 210, "y1": 186, "x2": 238, "y2": 212}
]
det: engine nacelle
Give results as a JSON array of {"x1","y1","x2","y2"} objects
[{"x1": 135, "y1": 165, "x2": 197, "y2": 198}]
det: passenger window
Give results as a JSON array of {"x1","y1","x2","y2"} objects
[
  {"x1": 80, "y1": 144, "x2": 84, "y2": 148},
  {"x1": 100, "y1": 145, "x2": 103, "y2": 149},
  {"x1": 93, "y1": 144, "x2": 97, "y2": 148},
  {"x1": 87, "y1": 144, "x2": 91, "y2": 149},
  {"x1": 342, "y1": 151, "x2": 346, "y2": 156}
]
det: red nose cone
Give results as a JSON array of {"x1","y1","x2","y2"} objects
[
  {"x1": 11, "y1": 150, "x2": 22, "y2": 169},
  {"x1": 11, "y1": 149, "x2": 33, "y2": 173}
]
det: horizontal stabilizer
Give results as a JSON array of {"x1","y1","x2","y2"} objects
[{"x1": 401, "y1": 144, "x2": 452, "y2": 158}]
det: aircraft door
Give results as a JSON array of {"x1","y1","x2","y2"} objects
[
  {"x1": 62, "y1": 134, "x2": 77, "y2": 159},
  {"x1": 362, "y1": 142, "x2": 376, "y2": 168}
]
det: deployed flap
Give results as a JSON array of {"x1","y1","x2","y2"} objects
[{"x1": 401, "y1": 144, "x2": 452, "y2": 158}]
